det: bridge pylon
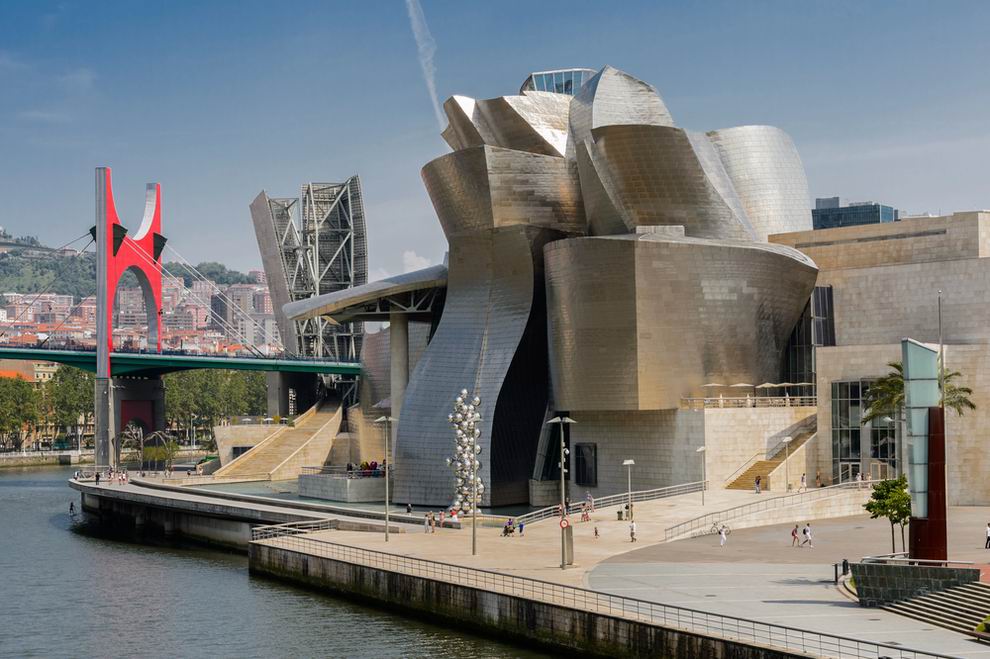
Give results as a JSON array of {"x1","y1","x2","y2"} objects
[{"x1": 94, "y1": 167, "x2": 168, "y2": 468}]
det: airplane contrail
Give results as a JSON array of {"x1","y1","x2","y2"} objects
[{"x1": 405, "y1": 0, "x2": 446, "y2": 131}]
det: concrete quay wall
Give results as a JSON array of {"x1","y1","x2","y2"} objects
[{"x1": 249, "y1": 543, "x2": 807, "y2": 659}]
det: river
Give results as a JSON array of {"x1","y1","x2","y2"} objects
[{"x1": 0, "y1": 466, "x2": 548, "y2": 658}]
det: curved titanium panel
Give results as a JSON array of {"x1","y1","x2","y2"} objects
[
  {"x1": 708, "y1": 125, "x2": 813, "y2": 241},
  {"x1": 545, "y1": 234, "x2": 818, "y2": 411},
  {"x1": 587, "y1": 124, "x2": 756, "y2": 240},
  {"x1": 567, "y1": 65, "x2": 675, "y2": 159},
  {"x1": 421, "y1": 146, "x2": 585, "y2": 237},
  {"x1": 393, "y1": 226, "x2": 558, "y2": 507},
  {"x1": 441, "y1": 93, "x2": 571, "y2": 157}
]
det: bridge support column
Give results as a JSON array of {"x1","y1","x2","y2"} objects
[
  {"x1": 94, "y1": 378, "x2": 114, "y2": 468},
  {"x1": 389, "y1": 311, "x2": 409, "y2": 450}
]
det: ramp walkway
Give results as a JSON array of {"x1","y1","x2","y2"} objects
[{"x1": 213, "y1": 401, "x2": 341, "y2": 482}]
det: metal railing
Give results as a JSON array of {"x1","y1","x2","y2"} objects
[
  {"x1": 515, "y1": 481, "x2": 706, "y2": 527},
  {"x1": 722, "y1": 421, "x2": 817, "y2": 486},
  {"x1": 300, "y1": 465, "x2": 391, "y2": 479},
  {"x1": 252, "y1": 518, "x2": 336, "y2": 541},
  {"x1": 251, "y1": 531, "x2": 954, "y2": 659},
  {"x1": 680, "y1": 395, "x2": 817, "y2": 410},
  {"x1": 664, "y1": 481, "x2": 871, "y2": 542},
  {"x1": 861, "y1": 554, "x2": 975, "y2": 569}
]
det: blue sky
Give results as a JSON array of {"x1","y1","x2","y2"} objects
[{"x1": 1, "y1": 1, "x2": 988, "y2": 275}]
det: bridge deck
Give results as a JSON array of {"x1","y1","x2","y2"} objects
[{"x1": 0, "y1": 347, "x2": 361, "y2": 376}]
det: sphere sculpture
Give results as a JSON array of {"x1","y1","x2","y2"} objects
[{"x1": 445, "y1": 389, "x2": 483, "y2": 514}]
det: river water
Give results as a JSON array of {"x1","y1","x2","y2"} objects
[{"x1": 0, "y1": 466, "x2": 547, "y2": 658}]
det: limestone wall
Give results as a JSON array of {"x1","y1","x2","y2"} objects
[{"x1": 214, "y1": 424, "x2": 282, "y2": 466}]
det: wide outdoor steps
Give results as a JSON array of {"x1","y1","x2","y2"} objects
[
  {"x1": 883, "y1": 582, "x2": 990, "y2": 635},
  {"x1": 214, "y1": 402, "x2": 340, "y2": 480},
  {"x1": 727, "y1": 422, "x2": 816, "y2": 492}
]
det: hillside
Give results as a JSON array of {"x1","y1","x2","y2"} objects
[{"x1": 0, "y1": 247, "x2": 255, "y2": 301}]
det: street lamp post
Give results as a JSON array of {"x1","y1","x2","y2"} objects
[
  {"x1": 782, "y1": 436, "x2": 793, "y2": 492},
  {"x1": 623, "y1": 459, "x2": 635, "y2": 520},
  {"x1": 374, "y1": 415, "x2": 396, "y2": 543},
  {"x1": 695, "y1": 446, "x2": 706, "y2": 506},
  {"x1": 547, "y1": 416, "x2": 576, "y2": 570}
]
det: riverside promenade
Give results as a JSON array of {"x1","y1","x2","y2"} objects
[{"x1": 249, "y1": 486, "x2": 981, "y2": 658}]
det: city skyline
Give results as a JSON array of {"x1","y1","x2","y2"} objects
[{"x1": 2, "y1": 1, "x2": 990, "y2": 277}]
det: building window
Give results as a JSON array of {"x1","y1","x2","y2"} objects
[
  {"x1": 574, "y1": 443, "x2": 597, "y2": 487},
  {"x1": 830, "y1": 379, "x2": 897, "y2": 484}
]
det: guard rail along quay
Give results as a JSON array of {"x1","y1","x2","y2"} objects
[
  {"x1": 664, "y1": 481, "x2": 870, "y2": 542},
  {"x1": 249, "y1": 525, "x2": 957, "y2": 659},
  {"x1": 515, "y1": 480, "x2": 707, "y2": 526}
]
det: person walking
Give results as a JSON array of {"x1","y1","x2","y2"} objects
[
  {"x1": 629, "y1": 520, "x2": 637, "y2": 543},
  {"x1": 985, "y1": 522, "x2": 990, "y2": 549},
  {"x1": 719, "y1": 525, "x2": 728, "y2": 547},
  {"x1": 791, "y1": 524, "x2": 800, "y2": 547},
  {"x1": 423, "y1": 513, "x2": 430, "y2": 534},
  {"x1": 754, "y1": 475, "x2": 762, "y2": 494},
  {"x1": 816, "y1": 470, "x2": 822, "y2": 488},
  {"x1": 406, "y1": 503, "x2": 413, "y2": 514},
  {"x1": 95, "y1": 472, "x2": 100, "y2": 486},
  {"x1": 800, "y1": 473, "x2": 807, "y2": 493},
  {"x1": 438, "y1": 510, "x2": 445, "y2": 529},
  {"x1": 518, "y1": 520, "x2": 525, "y2": 537},
  {"x1": 69, "y1": 501, "x2": 75, "y2": 516},
  {"x1": 801, "y1": 523, "x2": 814, "y2": 548},
  {"x1": 429, "y1": 512, "x2": 436, "y2": 534}
]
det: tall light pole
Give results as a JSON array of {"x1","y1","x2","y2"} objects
[
  {"x1": 623, "y1": 459, "x2": 635, "y2": 520},
  {"x1": 547, "y1": 415, "x2": 576, "y2": 570},
  {"x1": 938, "y1": 289, "x2": 944, "y2": 407},
  {"x1": 782, "y1": 436, "x2": 793, "y2": 492},
  {"x1": 695, "y1": 446, "x2": 706, "y2": 506},
  {"x1": 374, "y1": 415, "x2": 396, "y2": 543}
]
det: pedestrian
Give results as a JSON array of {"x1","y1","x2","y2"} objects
[
  {"x1": 585, "y1": 490, "x2": 595, "y2": 512},
  {"x1": 800, "y1": 473, "x2": 807, "y2": 492},
  {"x1": 816, "y1": 470, "x2": 822, "y2": 488},
  {"x1": 754, "y1": 475, "x2": 761, "y2": 494},
  {"x1": 95, "y1": 472, "x2": 100, "y2": 486},
  {"x1": 439, "y1": 510, "x2": 445, "y2": 529},
  {"x1": 791, "y1": 524, "x2": 799, "y2": 547},
  {"x1": 423, "y1": 513, "x2": 429, "y2": 533},
  {"x1": 69, "y1": 501, "x2": 75, "y2": 515},
  {"x1": 594, "y1": 526, "x2": 599, "y2": 539},
  {"x1": 801, "y1": 523, "x2": 814, "y2": 548},
  {"x1": 856, "y1": 471, "x2": 863, "y2": 489},
  {"x1": 985, "y1": 522, "x2": 990, "y2": 549},
  {"x1": 629, "y1": 520, "x2": 637, "y2": 543},
  {"x1": 406, "y1": 503, "x2": 413, "y2": 514},
  {"x1": 429, "y1": 512, "x2": 436, "y2": 534},
  {"x1": 518, "y1": 521, "x2": 525, "y2": 537},
  {"x1": 719, "y1": 525, "x2": 728, "y2": 547}
]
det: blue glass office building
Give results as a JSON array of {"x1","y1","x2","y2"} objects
[
  {"x1": 812, "y1": 197, "x2": 899, "y2": 230},
  {"x1": 519, "y1": 68, "x2": 596, "y2": 95}
]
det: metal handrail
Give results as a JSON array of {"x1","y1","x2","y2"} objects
[
  {"x1": 300, "y1": 465, "x2": 392, "y2": 478},
  {"x1": 861, "y1": 554, "x2": 975, "y2": 568},
  {"x1": 664, "y1": 481, "x2": 871, "y2": 542},
  {"x1": 251, "y1": 531, "x2": 956, "y2": 659},
  {"x1": 515, "y1": 481, "x2": 706, "y2": 527},
  {"x1": 722, "y1": 420, "x2": 818, "y2": 486},
  {"x1": 680, "y1": 396, "x2": 817, "y2": 410}
]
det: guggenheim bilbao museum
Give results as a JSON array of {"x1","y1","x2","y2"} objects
[{"x1": 285, "y1": 65, "x2": 990, "y2": 509}]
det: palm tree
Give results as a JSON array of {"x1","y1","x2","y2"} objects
[{"x1": 862, "y1": 360, "x2": 975, "y2": 424}]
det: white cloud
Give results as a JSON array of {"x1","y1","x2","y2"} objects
[
  {"x1": 17, "y1": 109, "x2": 72, "y2": 123},
  {"x1": 58, "y1": 68, "x2": 96, "y2": 93},
  {"x1": 402, "y1": 250, "x2": 431, "y2": 273}
]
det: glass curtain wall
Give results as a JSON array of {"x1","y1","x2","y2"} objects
[{"x1": 830, "y1": 379, "x2": 898, "y2": 484}]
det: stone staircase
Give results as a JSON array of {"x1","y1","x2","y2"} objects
[
  {"x1": 883, "y1": 581, "x2": 990, "y2": 635},
  {"x1": 726, "y1": 421, "x2": 816, "y2": 491},
  {"x1": 213, "y1": 401, "x2": 341, "y2": 481}
]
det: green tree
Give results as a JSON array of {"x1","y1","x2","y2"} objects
[
  {"x1": 45, "y1": 366, "x2": 94, "y2": 449},
  {"x1": 0, "y1": 377, "x2": 39, "y2": 449},
  {"x1": 863, "y1": 360, "x2": 976, "y2": 424},
  {"x1": 864, "y1": 475, "x2": 912, "y2": 553}
]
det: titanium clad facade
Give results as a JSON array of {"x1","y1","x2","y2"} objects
[
  {"x1": 250, "y1": 192, "x2": 301, "y2": 353},
  {"x1": 708, "y1": 126, "x2": 813, "y2": 240},
  {"x1": 393, "y1": 145, "x2": 585, "y2": 507},
  {"x1": 545, "y1": 233, "x2": 818, "y2": 411}
]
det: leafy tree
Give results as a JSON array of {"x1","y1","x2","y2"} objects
[
  {"x1": 45, "y1": 366, "x2": 94, "y2": 449},
  {"x1": 863, "y1": 360, "x2": 976, "y2": 424},
  {"x1": 864, "y1": 475, "x2": 912, "y2": 553},
  {"x1": 163, "y1": 369, "x2": 267, "y2": 448},
  {"x1": 0, "y1": 376, "x2": 38, "y2": 449}
]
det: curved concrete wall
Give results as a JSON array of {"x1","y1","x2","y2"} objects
[{"x1": 545, "y1": 233, "x2": 818, "y2": 410}]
